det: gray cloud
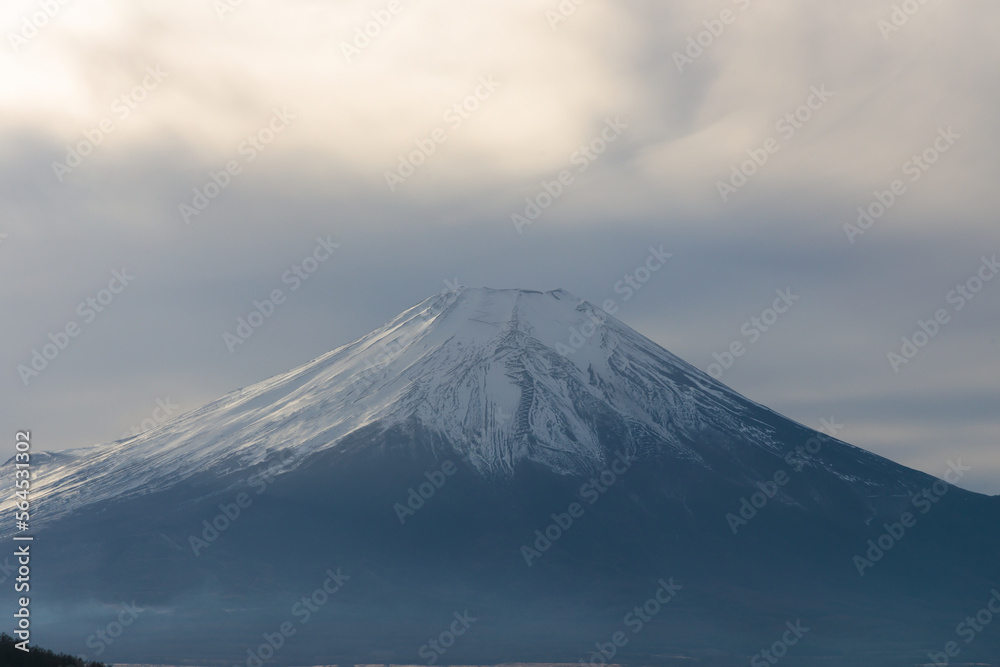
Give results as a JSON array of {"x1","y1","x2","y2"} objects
[{"x1": 2, "y1": 0, "x2": 998, "y2": 493}]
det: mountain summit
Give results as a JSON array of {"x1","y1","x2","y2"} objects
[
  {"x1": 4, "y1": 288, "x2": 998, "y2": 666},
  {"x1": 6, "y1": 288, "x2": 908, "y2": 524},
  {"x1": 3, "y1": 287, "x2": 673, "y2": 522}
]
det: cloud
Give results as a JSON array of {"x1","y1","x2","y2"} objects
[{"x1": 1, "y1": 0, "x2": 998, "y2": 492}]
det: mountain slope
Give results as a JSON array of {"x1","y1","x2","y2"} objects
[
  {"x1": 3, "y1": 288, "x2": 998, "y2": 666},
  {"x1": 2, "y1": 288, "x2": 927, "y2": 529}
]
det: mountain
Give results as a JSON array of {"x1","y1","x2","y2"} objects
[{"x1": 3, "y1": 288, "x2": 998, "y2": 666}]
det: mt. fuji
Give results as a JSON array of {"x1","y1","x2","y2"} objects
[{"x1": 4, "y1": 288, "x2": 998, "y2": 666}]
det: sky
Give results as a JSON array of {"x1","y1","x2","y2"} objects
[{"x1": 1, "y1": 0, "x2": 998, "y2": 493}]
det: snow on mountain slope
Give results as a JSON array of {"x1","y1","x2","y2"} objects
[{"x1": 2, "y1": 288, "x2": 889, "y2": 528}]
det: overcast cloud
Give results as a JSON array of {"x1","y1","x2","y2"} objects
[{"x1": 2, "y1": 0, "x2": 998, "y2": 492}]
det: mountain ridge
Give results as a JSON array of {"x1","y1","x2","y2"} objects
[
  {"x1": 4, "y1": 287, "x2": 999, "y2": 665},
  {"x1": 1, "y1": 287, "x2": 954, "y2": 535}
]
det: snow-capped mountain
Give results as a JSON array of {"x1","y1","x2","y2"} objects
[
  {"x1": 5, "y1": 288, "x2": 999, "y2": 666},
  {"x1": 1, "y1": 288, "x2": 915, "y2": 530}
]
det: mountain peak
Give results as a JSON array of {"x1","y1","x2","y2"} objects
[
  {"x1": 8, "y1": 286, "x2": 720, "y2": 523},
  {"x1": 7, "y1": 292, "x2": 993, "y2": 666},
  {"x1": 3, "y1": 287, "x2": 905, "y2": 530},
  {"x1": 400, "y1": 286, "x2": 611, "y2": 358}
]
